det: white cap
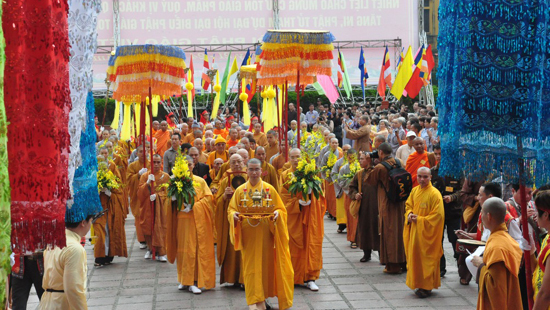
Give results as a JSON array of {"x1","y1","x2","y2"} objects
[{"x1": 406, "y1": 131, "x2": 417, "y2": 138}]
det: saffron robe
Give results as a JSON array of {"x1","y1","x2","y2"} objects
[
  {"x1": 261, "y1": 161, "x2": 280, "y2": 193},
  {"x1": 253, "y1": 132, "x2": 268, "y2": 147},
  {"x1": 477, "y1": 223, "x2": 523, "y2": 310},
  {"x1": 137, "y1": 170, "x2": 171, "y2": 253},
  {"x1": 210, "y1": 161, "x2": 231, "y2": 191},
  {"x1": 405, "y1": 151, "x2": 435, "y2": 187},
  {"x1": 281, "y1": 168, "x2": 326, "y2": 284},
  {"x1": 225, "y1": 138, "x2": 239, "y2": 150},
  {"x1": 404, "y1": 182, "x2": 445, "y2": 291},
  {"x1": 166, "y1": 176, "x2": 216, "y2": 289},
  {"x1": 335, "y1": 162, "x2": 358, "y2": 243},
  {"x1": 213, "y1": 128, "x2": 228, "y2": 139},
  {"x1": 228, "y1": 181, "x2": 294, "y2": 309},
  {"x1": 154, "y1": 129, "x2": 171, "y2": 157},
  {"x1": 94, "y1": 162, "x2": 128, "y2": 259},
  {"x1": 207, "y1": 150, "x2": 229, "y2": 168},
  {"x1": 126, "y1": 160, "x2": 150, "y2": 242},
  {"x1": 265, "y1": 143, "x2": 279, "y2": 166},
  {"x1": 215, "y1": 170, "x2": 247, "y2": 284}
]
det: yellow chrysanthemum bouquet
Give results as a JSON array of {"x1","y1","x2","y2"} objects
[
  {"x1": 285, "y1": 156, "x2": 323, "y2": 201},
  {"x1": 166, "y1": 152, "x2": 197, "y2": 211},
  {"x1": 321, "y1": 151, "x2": 337, "y2": 179},
  {"x1": 341, "y1": 154, "x2": 361, "y2": 184},
  {"x1": 97, "y1": 164, "x2": 121, "y2": 192}
]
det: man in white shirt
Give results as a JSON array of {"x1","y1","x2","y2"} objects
[{"x1": 396, "y1": 131, "x2": 417, "y2": 164}]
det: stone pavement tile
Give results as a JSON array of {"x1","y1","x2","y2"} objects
[
  {"x1": 119, "y1": 287, "x2": 155, "y2": 296},
  {"x1": 367, "y1": 275, "x2": 406, "y2": 283},
  {"x1": 87, "y1": 296, "x2": 117, "y2": 306},
  {"x1": 379, "y1": 289, "x2": 417, "y2": 299},
  {"x1": 155, "y1": 299, "x2": 192, "y2": 309},
  {"x1": 386, "y1": 297, "x2": 434, "y2": 308},
  {"x1": 322, "y1": 262, "x2": 354, "y2": 270},
  {"x1": 90, "y1": 272, "x2": 124, "y2": 281},
  {"x1": 324, "y1": 268, "x2": 360, "y2": 276},
  {"x1": 432, "y1": 307, "x2": 472, "y2": 310},
  {"x1": 350, "y1": 299, "x2": 392, "y2": 309},
  {"x1": 372, "y1": 283, "x2": 410, "y2": 291},
  {"x1": 88, "y1": 306, "x2": 113, "y2": 310},
  {"x1": 286, "y1": 302, "x2": 310, "y2": 310},
  {"x1": 343, "y1": 292, "x2": 383, "y2": 301},
  {"x1": 323, "y1": 252, "x2": 345, "y2": 258},
  {"x1": 309, "y1": 300, "x2": 350, "y2": 309},
  {"x1": 428, "y1": 297, "x2": 471, "y2": 306},
  {"x1": 302, "y1": 292, "x2": 344, "y2": 302},
  {"x1": 193, "y1": 297, "x2": 232, "y2": 307},
  {"x1": 331, "y1": 276, "x2": 367, "y2": 285},
  {"x1": 337, "y1": 284, "x2": 375, "y2": 293},
  {"x1": 88, "y1": 289, "x2": 119, "y2": 298},
  {"x1": 117, "y1": 294, "x2": 153, "y2": 304},
  {"x1": 428, "y1": 289, "x2": 460, "y2": 298},
  {"x1": 89, "y1": 280, "x2": 121, "y2": 289},
  {"x1": 323, "y1": 257, "x2": 349, "y2": 264},
  {"x1": 123, "y1": 278, "x2": 157, "y2": 287},
  {"x1": 155, "y1": 290, "x2": 194, "y2": 301},
  {"x1": 115, "y1": 302, "x2": 153, "y2": 310}
]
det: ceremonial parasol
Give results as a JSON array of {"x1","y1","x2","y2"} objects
[
  {"x1": 257, "y1": 29, "x2": 336, "y2": 154},
  {"x1": 107, "y1": 44, "x2": 186, "y2": 259},
  {"x1": 438, "y1": 1, "x2": 550, "y2": 308}
]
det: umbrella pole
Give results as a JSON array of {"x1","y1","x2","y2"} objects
[
  {"x1": 517, "y1": 137, "x2": 534, "y2": 309},
  {"x1": 148, "y1": 87, "x2": 156, "y2": 261},
  {"x1": 296, "y1": 71, "x2": 301, "y2": 149}
]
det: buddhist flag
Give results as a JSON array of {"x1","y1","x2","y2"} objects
[
  {"x1": 420, "y1": 45, "x2": 435, "y2": 86},
  {"x1": 391, "y1": 46, "x2": 413, "y2": 100},
  {"x1": 254, "y1": 45, "x2": 262, "y2": 70},
  {"x1": 242, "y1": 48, "x2": 251, "y2": 66},
  {"x1": 201, "y1": 49, "x2": 211, "y2": 91},
  {"x1": 377, "y1": 46, "x2": 392, "y2": 99},
  {"x1": 396, "y1": 47, "x2": 405, "y2": 71},
  {"x1": 337, "y1": 71, "x2": 343, "y2": 88},
  {"x1": 220, "y1": 52, "x2": 232, "y2": 104},
  {"x1": 405, "y1": 46, "x2": 429, "y2": 99},
  {"x1": 226, "y1": 56, "x2": 239, "y2": 94},
  {"x1": 358, "y1": 47, "x2": 367, "y2": 102}
]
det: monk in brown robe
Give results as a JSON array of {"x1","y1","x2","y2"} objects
[
  {"x1": 405, "y1": 137, "x2": 436, "y2": 187},
  {"x1": 252, "y1": 123, "x2": 268, "y2": 147},
  {"x1": 166, "y1": 155, "x2": 216, "y2": 294},
  {"x1": 271, "y1": 143, "x2": 288, "y2": 175},
  {"x1": 215, "y1": 154, "x2": 246, "y2": 286},
  {"x1": 107, "y1": 140, "x2": 129, "y2": 215},
  {"x1": 126, "y1": 143, "x2": 150, "y2": 249},
  {"x1": 95, "y1": 149, "x2": 128, "y2": 266},
  {"x1": 280, "y1": 148, "x2": 325, "y2": 291},
  {"x1": 364, "y1": 142, "x2": 406, "y2": 274},
  {"x1": 138, "y1": 154, "x2": 171, "y2": 262},
  {"x1": 254, "y1": 146, "x2": 279, "y2": 193},
  {"x1": 210, "y1": 146, "x2": 239, "y2": 194},
  {"x1": 265, "y1": 130, "x2": 279, "y2": 163},
  {"x1": 349, "y1": 152, "x2": 380, "y2": 262},
  {"x1": 154, "y1": 121, "x2": 172, "y2": 157},
  {"x1": 472, "y1": 197, "x2": 523, "y2": 310}
]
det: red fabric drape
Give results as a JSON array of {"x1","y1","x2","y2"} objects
[{"x1": 4, "y1": 0, "x2": 71, "y2": 253}]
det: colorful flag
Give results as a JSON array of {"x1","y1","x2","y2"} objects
[
  {"x1": 242, "y1": 48, "x2": 251, "y2": 66},
  {"x1": 254, "y1": 45, "x2": 262, "y2": 71},
  {"x1": 226, "y1": 56, "x2": 239, "y2": 94},
  {"x1": 404, "y1": 47, "x2": 425, "y2": 99},
  {"x1": 338, "y1": 49, "x2": 352, "y2": 98},
  {"x1": 201, "y1": 49, "x2": 211, "y2": 91},
  {"x1": 358, "y1": 47, "x2": 367, "y2": 101},
  {"x1": 391, "y1": 46, "x2": 413, "y2": 100},
  {"x1": 420, "y1": 45, "x2": 435, "y2": 86},
  {"x1": 396, "y1": 47, "x2": 405, "y2": 71},
  {"x1": 220, "y1": 52, "x2": 232, "y2": 105},
  {"x1": 377, "y1": 46, "x2": 392, "y2": 99},
  {"x1": 405, "y1": 45, "x2": 435, "y2": 98},
  {"x1": 337, "y1": 71, "x2": 343, "y2": 88}
]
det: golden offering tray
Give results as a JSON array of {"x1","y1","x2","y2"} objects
[{"x1": 238, "y1": 213, "x2": 275, "y2": 220}]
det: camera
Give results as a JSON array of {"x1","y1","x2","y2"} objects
[{"x1": 366, "y1": 150, "x2": 379, "y2": 159}]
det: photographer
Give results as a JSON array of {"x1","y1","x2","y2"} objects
[{"x1": 345, "y1": 115, "x2": 372, "y2": 153}]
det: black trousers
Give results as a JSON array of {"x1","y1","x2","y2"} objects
[
  {"x1": 11, "y1": 257, "x2": 44, "y2": 310},
  {"x1": 440, "y1": 217, "x2": 461, "y2": 272}
]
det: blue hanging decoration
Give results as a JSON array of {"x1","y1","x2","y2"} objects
[
  {"x1": 437, "y1": 0, "x2": 550, "y2": 186},
  {"x1": 65, "y1": 92, "x2": 102, "y2": 223}
]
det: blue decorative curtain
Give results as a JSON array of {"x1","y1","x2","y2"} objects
[{"x1": 437, "y1": 0, "x2": 550, "y2": 186}]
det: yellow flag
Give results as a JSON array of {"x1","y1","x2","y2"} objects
[
  {"x1": 391, "y1": 46, "x2": 414, "y2": 100},
  {"x1": 226, "y1": 57, "x2": 239, "y2": 89}
]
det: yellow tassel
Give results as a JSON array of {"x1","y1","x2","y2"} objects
[
  {"x1": 211, "y1": 72, "x2": 221, "y2": 120},
  {"x1": 145, "y1": 105, "x2": 150, "y2": 135},
  {"x1": 121, "y1": 104, "x2": 132, "y2": 140},
  {"x1": 152, "y1": 95, "x2": 159, "y2": 117},
  {"x1": 135, "y1": 103, "x2": 141, "y2": 136},
  {"x1": 111, "y1": 101, "x2": 121, "y2": 129}
]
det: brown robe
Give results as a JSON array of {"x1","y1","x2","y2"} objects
[
  {"x1": 349, "y1": 169, "x2": 379, "y2": 252},
  {"x1": 126, "y1": 160, "x2": 150, "y2": 242},
  {"x1": 365, "y1": 158, "x2": 406, "y2": 265}
]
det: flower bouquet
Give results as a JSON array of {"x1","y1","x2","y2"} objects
[
  {"x1": 166, "y1": 152, "x2": 198, "y2": 211},
  {"x1": 340, "y1": 155, "x2": 361, "y2": 187},
  {"x1": 97, "y1": 166, "x2": 121, "y2": 192},
  {"x1": 285, "y1": 157, "x2": 323, "y2": 201},
  {"x1": 321, "y1": 151, "x2": 337, "y2": 179}
]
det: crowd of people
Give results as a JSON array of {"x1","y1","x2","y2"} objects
[{"x1": 11, "y1": 99, "x2": 550, "y2": 310}]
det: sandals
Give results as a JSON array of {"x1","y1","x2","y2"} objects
[
  {"x1": 460, "y1": 278, "x2": 470, "y2": 285},
  {"x1": 360, "y1": 256, "x2": 371, "y2": 263},
  {"x1": 414, "y1": 289, "x2": 432, "y2": 298},
  {"x1": 94, "y1": 262, "x2": 104, "y2": 267},
  {"x1": 350, "y1": 243, "x2": 358, "y2": 249}
]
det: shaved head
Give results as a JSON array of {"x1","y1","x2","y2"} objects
[{"x1": 482, "y1": 197, "x2": 507, "y2": 223}]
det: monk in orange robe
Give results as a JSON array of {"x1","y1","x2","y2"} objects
[
  {"x1": 215, "y1": 154, "x2": 247, "y2": 286},
  {"x1": 225, "y1": 129, "x2": 240, "y2": 150},
  {"x1": 254, "y1": 146, "x2": 280, "y2": 193},
  {"x1": 265, "y1": 130, "x2": 279, "y2": 163},
  {"x1": 152, "y1": 120, "x2": 160, "y2": 136},
  {"x1": 280, "y1": 148, "x2": 325, "y2": 291},
  {"x1": 228, "y1": 158, "x2": 294, "y2": 309},
  {"x1": 137, "y1": 154, "x2": 171, "y2": 261},
  {"x1": 126, "y1": 143, "x2": 150, "y2": 248},
  {"x1": 404, "y1": 167, "x2": 445, "y2": 298},
  {"x1": 107, "y1": 140, "x2": 129, "y2": 215},
  {"x1": 166, "y1": 155, "x2": 216, "y2": 294},
  {"x1": 253, "y1": 123, "x2": 268, "y2": 147},
  {"x1": 209, "y1": 146, "x2": 239, "y2": 194},
  {"x1": 207, "y1": 137, "x2": 229, "y2": 167},
  {"x1": 95, "y1": 150, "x2": 128, "y2": 266},
  {"x1": 405, "y1": 137, "x2": 436, "y2": 187},
  {"x1": 154, "y1": 121, "x2": 172, "y2": 157},
  {"x1": 213, "y1": 120, "x2": 229, "y2": 139},
  {"x1": 271, "y1": 143, "x2": 287, "y2": 174},
  {"x1": 472, "y1": 197, "x2": 523, "y2": 310}
]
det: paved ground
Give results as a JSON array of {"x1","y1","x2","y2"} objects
[{"x1": 27, "y1": 214, "x2": 479, "y2": 309}]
